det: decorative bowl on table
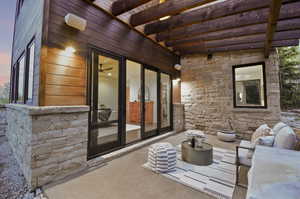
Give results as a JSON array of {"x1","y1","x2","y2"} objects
[{"x1": 217, "y1": 130, "x2": 236, "y2": 142}]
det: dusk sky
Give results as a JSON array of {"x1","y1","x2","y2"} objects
[{"x1": 0, "y1": 0, "x2": 17, "y2": 86}]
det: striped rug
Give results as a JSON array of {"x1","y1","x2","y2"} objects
[{"x1": 143, "y1": 146, "x2": 236, "y2": 199}]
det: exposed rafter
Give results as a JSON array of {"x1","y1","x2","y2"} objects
[
  {"x1": 111, "y1": 0, "x2": 152, "y2": 16},
  {"x1": 173, "y1": 30, "x2": 300, "y2": 51},
  {"x1": 179, "y1": 40, "x2": 299, "y2": 55},
  {"x1": 264, "y1": 0, "x2": 283, "y2": 58},
  {"x1": 144, "y1": 0, "x2": 292, "y2": 35},
  {"x1": 165, "y1": 18, "x2": 300, "y2": 47},
  {"x1": 156, "y1": 1, "x2": 300, "y2": 42},
  {"x1": 130, "y1": 0, "x2": 217, "y2": 27}
]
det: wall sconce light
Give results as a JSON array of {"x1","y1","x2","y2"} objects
[
  {"x1": 107, "y1": 72, "x2": 112, "y2": 76},
  {"x1": 65, "y1": 46, "x2": 76, "y2": 54},
  {"x1": 174, "y1": 64, "x2": 182, "y2": 71},
  {"x1": 172, "y1": 78, "x2": 181, "y2": 84}
]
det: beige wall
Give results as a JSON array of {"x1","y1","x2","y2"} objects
[{"x1": 181, "y1": 50, "x2": 281, "y2": 139}]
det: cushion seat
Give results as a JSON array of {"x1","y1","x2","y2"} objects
[{"x1": 237, "y1": 140, "x2": 253, "y2": 167}]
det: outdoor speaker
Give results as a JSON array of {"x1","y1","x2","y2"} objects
[{"x1": 65, "y1": 13, "x2": 87, "y2": 31}]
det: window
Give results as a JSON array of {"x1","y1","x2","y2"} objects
[
  {"x1": 26, "y1": 40, "x2": 35, "y2": 102},
  {"x1": 17, "y1": 55, "x2": 26, "y2": 103},
  {"x1": 233, "y1": 62, "x2": 267, "y2": 108},
  {"x1": 11, "y1": 38, "x2": 35, "y2": 104},
  {"x1": 16, "y1": 0, "x2": 25, "y2": 17}
]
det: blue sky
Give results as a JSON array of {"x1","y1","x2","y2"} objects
[{"x1": 0, "y1": 0, "x2": 16, "y2": 86}]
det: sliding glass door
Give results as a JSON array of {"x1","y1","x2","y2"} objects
[
  {"x1": 160, "y1": 73, "x2": 172, "y2": 131},
  {"x1": 126, "y1": 60, "x2": 142, "y2": 144},
  {"x1": 143, "y1": 67, "x2": 159, "y2": 138},
  {"x1": 88, "y1": 50, "x2": 122, "y2": 157},
  {"x1": 88, "y1": 48, "x2": 173, "y2": 158}
]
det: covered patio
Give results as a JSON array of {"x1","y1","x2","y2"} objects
[
  {"x1": 44, "y1": 133, "x2": 248, "y2": 199},
  {"x1": 3, "y1": 0, "x2": 300, "y2": 198}
]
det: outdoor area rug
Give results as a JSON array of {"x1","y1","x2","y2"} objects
[{"x1": 143, "y1": 146, "x2": 236, "y2": 199}]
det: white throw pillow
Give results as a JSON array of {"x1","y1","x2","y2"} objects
[
  {"x1": 251, "y1": 124, "x2": 272, "y2": 143},
  {"x1": 274, "y1": 126, "x2": 297, "y2": 150},
  {"x1": 272, "y1": 122, "x2": 288, "y2": 136},
  {"x1": 256, "y1": 136, "x2": 275, "y2": 147}
]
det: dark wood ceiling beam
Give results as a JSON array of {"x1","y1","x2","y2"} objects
[
  {"x1": 173, "y1": 30, "x2": 300, "y2": 50},
  {"x1": 144, "y1": 0, "x2": 293, "y2": 35},
  {"x1": 179, "y1": 39, "x2": 299, "y2": 55},
  {"x1": 166, "y1": 18, "x2": 300, "y2": 47},
  {"x1": 111, "y1": 0, "x2": 152, "y2": 16},
  {"x1": 130, "y1": 0, "x2": 217, "y2": 27},
  {"x1": 264, "y1": 0, "x2": 283, "y2": 58},
  {"x1": 156, "y1": 1, "x2": 300, "y2": 42}
]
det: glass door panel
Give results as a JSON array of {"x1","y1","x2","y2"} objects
[
  {"x1": 144, "y1": 68, "x2": 158, "y2": 137},
  {"x1": 89, "y1": 51, "x2": 121, "y2": 156},
  {"x1": 160, "y1": 73, "x2": 171, "y2": 129},
  {"x1": 126, "y1": 60, "x2": 142, "y2": 144}
]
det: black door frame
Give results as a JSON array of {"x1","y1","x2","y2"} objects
[
  {"x1": 87, "y1": 48, "x2": 125, "y2": 159},
  {"x1": 87, "y1": 47, "x2": 174, "y2": 159}
]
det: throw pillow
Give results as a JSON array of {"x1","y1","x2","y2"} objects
[
  {"x1": 273, "y1": 126, "x2": 297, "y2": 150},
  {"x1": 256, "y1": 136, "x2": 275, "y2": 147},
  {"x1": 246, "y1": 136, "x2": 275, "y2": 159},
  {"x1": 272, "y1": 122, "x2": 288, "y2": 136},
  {"x1": 251, "y1": 124, "x2": 272, "y2": 143}
]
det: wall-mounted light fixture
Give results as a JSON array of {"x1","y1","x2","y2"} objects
[
  {"x1": 174, "y1": 64, "x2": 182, "y2": 71},
  {"x1": 65, "y1": 46, "x2": 76, "y2": 54},
  {"x1": 172, "y1": 78, "x2": 181, "y2": 84}
]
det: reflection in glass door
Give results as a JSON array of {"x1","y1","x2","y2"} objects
[
  {"x1": 89, "y1": 51, "x2": 121, "y2": 157},
  {"x1": 143, "y1": 68, "x2": 158, "y2": 138},
  {"x1": 126, "y1": 60, "x2": 142, "y2": 144},
  {"x1": 160, "y1": 73, "x2": 171, "y2": 129}
]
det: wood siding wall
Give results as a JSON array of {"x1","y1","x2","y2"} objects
[
  {"x1": 41, "y1": 0, "x2": 179, "y2": 106},
  {"x1": 12, "y1": 0, "x2": 45, "y2": 105}
]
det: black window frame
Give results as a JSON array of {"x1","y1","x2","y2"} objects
[
  {"x1": 232, "y1": 62, "x2": 267, "y2": 109},
  {"x1": 25, "y1": 37, "x2": 36, "y2": 105},
  {"x1": 11, "y1": 37, "x2": 36, "y2": 104},
  {"x1": 16, "y1": 53, "x2": 26, "y2": 104}
]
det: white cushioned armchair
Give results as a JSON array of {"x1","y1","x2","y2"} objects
[{"x1": 236, "y1": 122, "x2": 297, "y2": 187}]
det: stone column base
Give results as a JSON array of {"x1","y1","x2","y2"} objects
[{"x1": 5, "y1": 104, "x2": 89, "y2": 189}]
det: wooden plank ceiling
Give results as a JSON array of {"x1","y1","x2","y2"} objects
[{"x1": 88, "y1": 0, "x2": 300, "y2": 57}]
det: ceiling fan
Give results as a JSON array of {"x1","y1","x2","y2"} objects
[{"x1": 98, "y1": 64, "x2": 113, "y2": 73}]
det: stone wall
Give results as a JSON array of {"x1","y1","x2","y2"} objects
[
  {"x1": 0, "y1": 105, "x2": 7, "y2": 137},
  {"x1": 181, "y1": 50, "x2": 281, "y2": 139},
  {"x1": 173, "y1": 103, "x2": 185, "y2": 133},
  {"x1": 5, "y1": 104, "x2": 89, "y2": 188},
  {"x1": 281, "y1": 111, "x2": 300, "y2": 130}
]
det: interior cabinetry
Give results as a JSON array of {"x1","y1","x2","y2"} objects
[{"x1": 129, "y1": 101, "x2": 153, "y2": 123}]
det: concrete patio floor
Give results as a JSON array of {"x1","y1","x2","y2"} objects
[{"x1": 45, "y1": 132, "x2": 247, "y2": 199}]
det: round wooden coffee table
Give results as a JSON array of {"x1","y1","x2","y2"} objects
[{"x1": 181, "y1": 140, "x2": 213, "y2": 166}]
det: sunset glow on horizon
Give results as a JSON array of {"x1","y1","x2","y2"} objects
[{"x1": 0, "y1": 1, "x2": 16, "y2": 86}]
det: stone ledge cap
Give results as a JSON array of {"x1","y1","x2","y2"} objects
[
  {"x1": 232, "y1": 108, "x2": 272, "y2": 113},
  {"x1": 5, "y1": 104, "x2": 90, "y2": 115}
]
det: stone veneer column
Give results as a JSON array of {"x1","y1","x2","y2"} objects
[
  {"x1": 173, "y1": 103, "x2": 185, "y2": 133},
  {"x1": 0, "y1": 105, "x2": 7, "y2": 137},
  {"x1": 181, "y1": 50, "x2": 281, "y2": 139},
  {"x1": 5, "y1": 104, "x2": 89, "y2": 188}
]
